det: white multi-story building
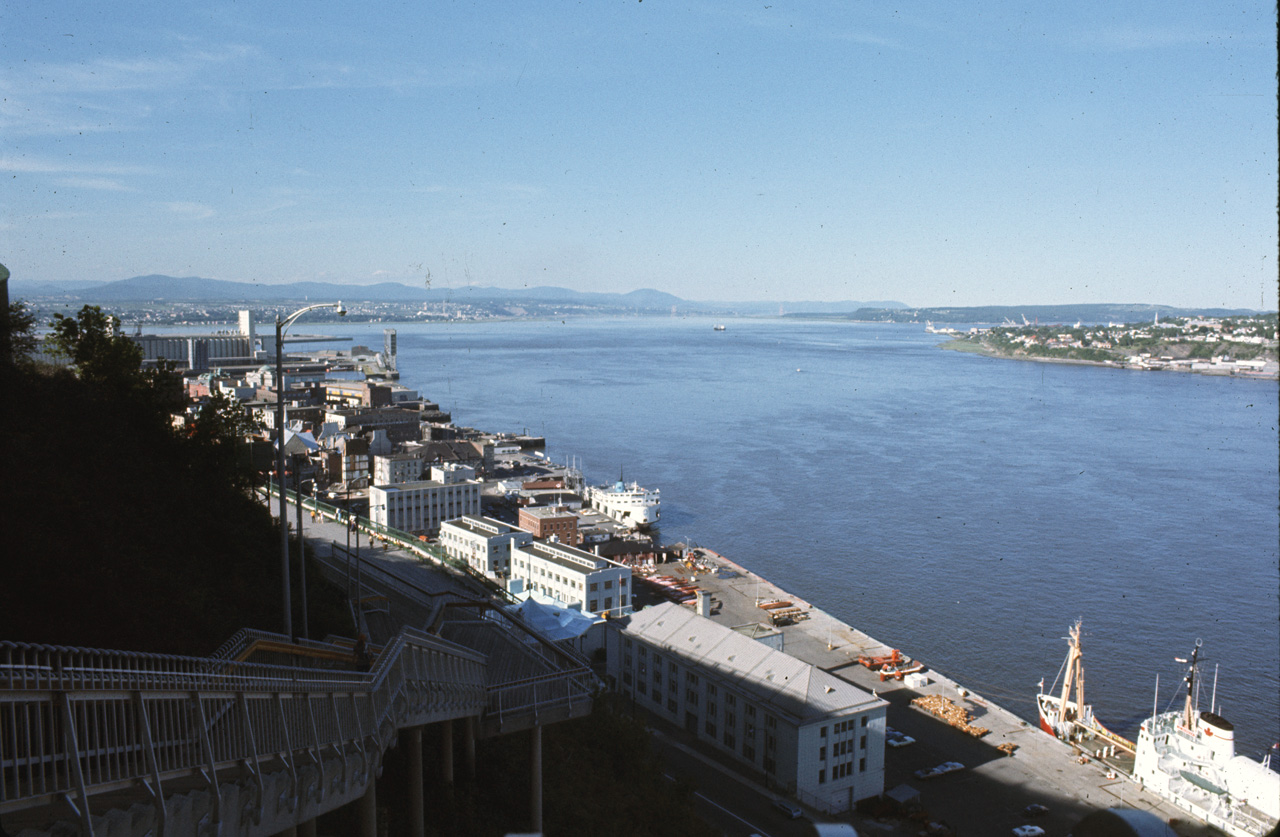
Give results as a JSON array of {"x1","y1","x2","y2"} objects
[
  {"x1": 607, "y1": 602, "x2": 887, "y2": 814},
  {"x1": 439, "y1": 515, "x2": 532, "y2": 578},
  {"x1": 510, "y1": 540, "x2": 632, "y2": 618},
  {"x1": 373, "y1": 451, "x2": 427, "y2": 485},
  {"x1": 369, "y1": 464, "x2": 481, "y2": 535}
]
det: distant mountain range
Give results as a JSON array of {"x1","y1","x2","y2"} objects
[{"x1": 8, "y1": 275, "x2": 907, "y2": 314}]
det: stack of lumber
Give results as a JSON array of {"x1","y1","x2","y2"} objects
[{"x1": 910, "y1": 695, "x2": 990, "y2": 738}]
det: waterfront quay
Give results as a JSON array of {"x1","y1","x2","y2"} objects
[{"x1": 643, "y1": 548, "x2": 1226, "y2": 837}]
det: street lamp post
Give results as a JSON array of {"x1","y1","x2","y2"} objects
[{"x1": 276, "y1": 301, "x2": 344, "y2": 641}]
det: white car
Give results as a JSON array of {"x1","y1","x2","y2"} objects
[
  {"x1": 1012, "y1": 827, "x2": 1045, "y2": 837},
  {"x1": 915, "y1": 761, "x2": 964, "y2": 779},
  {"x1": 886, "y1": 731, "x2": 915, "y2": 748}
]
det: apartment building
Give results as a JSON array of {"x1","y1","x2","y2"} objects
[
  {"x1": 510, "y1": 540, "x2": 632, "y2": 618},
  {"x1": 438, "y1": 515, "x2": 532, "y2": 578},
  {"x1": 369, "y1": 464, "x2": 481, "y2": 535},
  {"x1": 606, "y1": 602, "x2": 887, "y2": 813}
]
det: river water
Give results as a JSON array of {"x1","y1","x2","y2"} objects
[{"x1": 328, "y1": 316, "x2": 1278, "y2": 759}]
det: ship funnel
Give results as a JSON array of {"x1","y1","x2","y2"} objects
[{"x1": 1199, "y1": 711, "x2": 1236, "y2": 762}]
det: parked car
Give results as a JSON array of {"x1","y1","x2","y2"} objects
[
  {"x1": 1022, "y1": 804, "x2": 1049, "y2": 818},
  {"x1": 773, "y1": 799, "x2": 803, "y2": 820},
  {"x1": 886, "y1": 729, "x2": 916, "y2": 748},
  {"x1": 1012, "y1": 826, "x2": 1045, "y2": 837},
  {"x1": 914, "y1": 761, "x2": 964, "y2": 779}
]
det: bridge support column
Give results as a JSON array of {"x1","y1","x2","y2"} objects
[
  {"x1": 408, "y1": 725, "x2": 425, "y2": 837},
  {"x1": 531, "y1": 725, "x2": 543, "y2": 834},
  {"x1": 441, "y1": 719, "x2": 454, "y2": 786},
  {"x1": 463, "y1": 716, "x2": 476, "y2": 779},
  {"x1": 358, "y1": 775, "x2": 377, "y2": 837}
]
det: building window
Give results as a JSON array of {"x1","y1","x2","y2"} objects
[
  {"x1": 861, "y1": 715, "x2": 868, "y2": 728},
  {"x1": 819, "y1": 746, "x2": 826, "y2": 760},
  {"x1": 669, "y1": 662, "x2": 677, "y2": 674},
  {"x1": 622, "y1": 672, "x2": 632, "y2": 685},
  {"x1": 705, "y1": 720, "x2": 716, "y2": 736},
  {"x1": 818, "y1": 769, "x2": 826, "y2": 784},
  {"x1": 746, "y1": 705, "x2": 756, "y2": 718},
  {"x1": 589, "y1": 582, "x2": 598, "y2": 591},
  {"x1": 686, "y1": 672, "x2": 698, "y2": 685},
  {"x1": 766, "y1": 715, "x2": 776, "y2": 729},
  {"x1": 726, "y1": 694, "x2": 736, "y2": 707},
  {"x1": 743, "y1": 744, "x2": 755, "y2": 760},
  {"x1": 820, "y1": 726, "x2": 827, "y2": 738},
  {"x1": 724, "y1": 732, "x2": 735, "y2": 748},
  {"x1": 707, "y1": 683, "x2": 717, "y2": 697},
  {"x1": 667, "y1": 698, "x2": 677, "y2": 713},
  {"x1": 604, "y1": 579, "x2": 613, "y2": 589},
  {"x1": 860, "y1": 735, "x2": 867, "y2": 750},
  {"x1": 588, "y1": 600, "x2": 597, "y2": 611},
  {"x1": 687, "y1": 690, "x2": 698, "y2": 706},
  {"x1": 639, "y1": 646, "x2": 647, "y2": 657}
]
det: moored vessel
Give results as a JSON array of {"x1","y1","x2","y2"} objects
[
  {"x1": 1132, "y1": 640, "x2": 1279, "y2": 837},
  {"x1": 583, "y1": 479, "x2": 660, "y2": 530},
  {"x1": 1036, "y1": 621, "x2": 1131, "y2": 749}
]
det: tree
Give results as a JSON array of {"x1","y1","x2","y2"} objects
[
  {"x1": 2, "y1": 299, "x2": 38, "y2": 365},
  {"x1": 47, "y1": 305, "x2": 144, "y2": 386}
]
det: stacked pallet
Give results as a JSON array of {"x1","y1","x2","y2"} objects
[{"x1": 910, "y1": 695, "x2": 990, "y2": 738}]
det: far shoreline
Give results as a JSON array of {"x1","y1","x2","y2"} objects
[{"x1": 939, "y1": 337, "x2": 1279, "y2": 381}]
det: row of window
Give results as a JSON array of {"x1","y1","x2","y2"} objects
[{"x1": 817, "y1": 758, "x2": 866, "y2": 784}]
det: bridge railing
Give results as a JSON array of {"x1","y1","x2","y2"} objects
[{"x1": 0, "y1": 628, "x2": 488, "y2": 823}]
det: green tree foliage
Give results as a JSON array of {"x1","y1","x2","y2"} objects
[
  {"x1": 3, "y1": 299, "x2": 38, "y2": 364},
  {"x1": 0, "y1": 305, "x2": 343, "y2": 654},
  {"x1": 48, "y1": 305, "x2": 145, "y2": 385}
]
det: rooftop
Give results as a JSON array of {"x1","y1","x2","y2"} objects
[{"x1": 620, "y1": 602, "x2": 886, "y2": 725}]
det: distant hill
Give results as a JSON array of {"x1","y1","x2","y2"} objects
[
  {"x1": 808, "y1": 303, "x2": 1264, "y2": 324},
  {"x1": 9, "y1": 274, "x2": 905, "y2": 314}
]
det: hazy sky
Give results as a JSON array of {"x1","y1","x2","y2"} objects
[{"x1": 3, "y1": 2, "x2": 1276, "y2": 308}]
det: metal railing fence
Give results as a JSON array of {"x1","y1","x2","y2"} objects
[{"x1": 0, "y1": 628, "x2": 487, "y2": 823}]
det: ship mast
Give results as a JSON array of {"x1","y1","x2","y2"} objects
[
  {"x1": 1180, "y1": 639, "x2": 1202, "y2": 730},
  {"x1": 1058, "y1": 621, "x2": 1085, "y2": 723}
]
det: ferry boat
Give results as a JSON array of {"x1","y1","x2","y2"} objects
[
  {"x1": 1131, "y1": 640, "x2": 1279, "y2": 837},
  {"x1": 583, "y1": 479, "x2": 660, "y2": 530},
  {"x1": 713, "y1": 324, "x2": 726, "y2": 331}
]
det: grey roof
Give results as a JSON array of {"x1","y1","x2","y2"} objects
[{"x1": 620, "y1": 602, "x2": 885, "y2": 724}]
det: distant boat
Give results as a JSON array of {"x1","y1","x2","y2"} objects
[{"x1": 713, "y1": 324, "x2": 726, "y2": 331}]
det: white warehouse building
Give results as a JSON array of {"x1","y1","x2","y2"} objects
[
  {"x1": 369, "y1": 464, "x2": 481, "y2": 535},
  {"x1": 439, "y1": 515, "x2": 532, "y2": 579},
  {"x1": 606, "y1": 602, "x2": 887, "y2": 813},
  {"x1": 510, "y1": 540, "x2": 632, "y2": 618}
]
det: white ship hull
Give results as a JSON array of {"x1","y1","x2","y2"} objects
[
  {"x1": 584, "y1": 481, "x2": 660, "y2": 530},
  {"x1": 1130, "y1": 642, "x2": 1278, "y2": 837}
]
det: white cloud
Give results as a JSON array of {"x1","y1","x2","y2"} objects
[
  {"x1": 163, "y1": 201, "x2": 215, "y2": 219},
  {"x1": 57, "y1": 176, "x2": 134, "y2": 192}
]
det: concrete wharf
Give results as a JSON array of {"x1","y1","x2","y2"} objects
[{"x1": 643, "y1": 548, "x2": 1227, "y2": 837}]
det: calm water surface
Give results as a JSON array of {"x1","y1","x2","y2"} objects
[{"x1": 329, "y1": 317, "x2": 1278, "y2": 758}]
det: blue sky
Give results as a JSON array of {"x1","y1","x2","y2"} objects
[{"x1": 3, "y1": 2, "x2": 1276, "y2": 308}]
